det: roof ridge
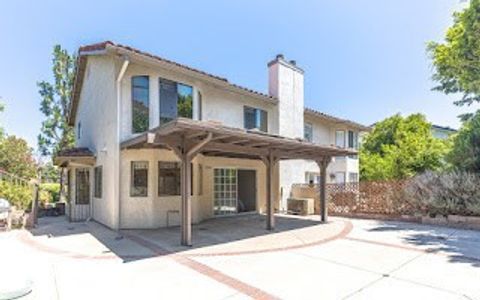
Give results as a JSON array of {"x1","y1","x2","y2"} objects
[
  {"x1": 304, "y1": 107, "x2": 370, "y2": 131},
  {"x1": 78, "y1": 40, "x2": 276, "y2": 100}
]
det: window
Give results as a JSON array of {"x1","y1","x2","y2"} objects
[
  {"x1": 77, "y1": 122, "x2": 82, "y2": 139},
  {"x1": 158, "y1": 162, "x2": 194, "y2": 196},
  {"x1": 335, "y1": 130, "x2": 345, "y2": 148},
  {"x1": 304, "y1": 123, "x2": 313, "y2": 142},
  {"x1": 159, "y1": 78, "x2": 193, "y2": 125},
  {"x1": 132, "y1": 76, "x2": 150, "y2": 133},
  {"x1": 94, "y1": 166, "x2": 102, "y2": 198},
  {"x1": 131, "y1": 161, "x2": 148, "y2": 197},
  {"x1": 335, "y1": 172, "x2": 346, "y2": 184},
  {"x1": 158, "y1": 162, "x2": 181, "y2": 196},
  {"x1": 348, "y1": 172, "x2": 359, "y2": 183},
  {"x1": 348, "y1": 131, "x2": 359, "y2": 149},
  {"x1": 75, "y1": 168, "x2": 90, "y2": 204},
  {"x1": 305, "y1": 172, "x2": 320, "y2": 184},
  {"x1": 244, "y1": 106, "x2": 268, "y2": 132}
]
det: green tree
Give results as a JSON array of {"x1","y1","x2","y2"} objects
[
  {"x1": 37, "y1": 45, "x2": 76, "y2": 157},
  {"x1": 0, "y1": 100, "x2": 5, "y2": 138},
  {"x1": 447, "y1": 110, "x2": 480, "y2": 172},
  {"x1": 428, "y1": 0, "x2": 480, "y2": 120},
  {"x1": 39, "y1": 161, "x2": 59, "y2": 183},
  {"x1": 0, "y1": 135, "x2": 37, "y2": 179},
  {"x1": 360, "y1": 114, "x2": 449, "y2": 180}
]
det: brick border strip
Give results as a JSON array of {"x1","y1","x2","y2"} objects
[
  {"x1": 124, "y1": 232, "x2": 279, "y2": 300},
  {"x1": 185, "y1": 220, "x2": 353, "y2": 257}
]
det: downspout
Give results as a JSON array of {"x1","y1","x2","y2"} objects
[{"x1": 116, "y1": 57, "x2": 129, "y2": 232}]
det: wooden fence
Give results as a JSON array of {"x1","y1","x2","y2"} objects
[{"x1": 291, "y1": 180, "x2": 415, "y2": 217}]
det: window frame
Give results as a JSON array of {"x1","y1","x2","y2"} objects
[
  {"x1": 348, "y1": 172, "x2": 359, "y2": 183},
  {"x1": 131, "y1": 75, "x2": 150, "y2": 134},
  {"x1": 94, "y1": 166, "x2": 103, "y2": 198},
  {"x1": 157, "y1": 162, "x2": 194, "y2": 196},
  {"x1": 304, "y1": 122, "x2": 313, "y2": 142},
  {"x1": 130, "y1": 161, "x2": 149, "y2": 197},
  {"x1": 159, "y1": 78, "x2": 193, "y2": 125},
  {"x1": 243, "y1": 106, "x2": 268, "y2": 132},
  {"x1": 158, "y1": 161, "x2": 181, "y2": 196},
  {"x1": 335, "y1": 130, "x2": 345, "y2": 148}
]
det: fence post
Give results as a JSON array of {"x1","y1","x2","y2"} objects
[{"x1": 30, "y1": 179, "x2": 39, "y2": 227}]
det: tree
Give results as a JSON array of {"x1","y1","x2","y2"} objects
[
  {"x1": 428, "y1": 0, "x2": 480, "y2": 120},
  {"x1": 37, "y1": 45, "x2": 76, "y2": 157},
  {"x1": 360, "y1": 114, "x2": 449, "y2": 180},
  {"x1": 0, "y1": 99, "x2": 5, "y2": 138},
  {"x1": 0, "y1": 135, "x2": 37, "y2": 179},
  {"x1": 39, "y1": 161, "x2": 59, "y2": 183},
  {"x1": 447, "y1": 110, "x2": 480, "y2": 172}
]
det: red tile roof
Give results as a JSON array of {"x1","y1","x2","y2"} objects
[
  {"x1": 305, "y1": 107, "x2": 371, "y2": 131},
  {"x1": 69, "y1": 41, "x2": 277, "y2": 125},
  {"x1": 56, "y1": 147, "x2": 94, "y2": 157}
]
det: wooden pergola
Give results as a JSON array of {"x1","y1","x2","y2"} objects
[{"x1": 121, "y1": 118, "x2": 357, "y2": 246}]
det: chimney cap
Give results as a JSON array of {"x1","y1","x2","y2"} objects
[
  {"x1": 276, "y1": 54, "x2": 284, "y2": 60},
  {"x1": 290, "y1": 60, "x2": 296, "y2": 66}
]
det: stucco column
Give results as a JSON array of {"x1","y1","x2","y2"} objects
[{"x1": 316, "y1": 157, "x2": 331, "y2": 222}]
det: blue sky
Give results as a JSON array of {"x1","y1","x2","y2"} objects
[{"x1": 0, "y1": 0, "x2": 477, "y2": 152}]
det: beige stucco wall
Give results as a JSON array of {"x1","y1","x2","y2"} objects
[
  {"x1": 119, "y1": 61, "x2": 278, "y2": 142},
  {"x1": 119, "y1": 149, "x2": 275, "y2": 229},
  {"x1": 300, "y1": 114, "x2": 361, "y2": 186},
  {"x1": 73, "y1": 55, "x2": 118, "y2": 228}
]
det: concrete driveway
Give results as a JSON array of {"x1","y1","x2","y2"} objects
[{"x1": 1, "y1": 214, "x2": 479, "y2": 299}]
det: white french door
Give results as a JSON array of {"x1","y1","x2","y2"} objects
[{"x1": 213, "y1": 168, "x2": 238, "y2": 216}]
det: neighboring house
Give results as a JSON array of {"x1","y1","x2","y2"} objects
[
  {"x1": 431, "y1": 124, "x2": 457, "y2": 140},
  {"x1": 54, "y1": 41, "x2": 368, "y2": 239}
]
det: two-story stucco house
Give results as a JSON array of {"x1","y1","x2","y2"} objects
[{"x1": 54, "y1": 41, "x2": 368, "y2": 245}]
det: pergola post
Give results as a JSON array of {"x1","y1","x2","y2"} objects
[
  {"x1": 166, "y1": 133, "x2": 212, "y2": 246},
  {"x1": 316, "y1": 157, "x2": 331, "y2": 223},
  {"x1": 263, "y1": 151, "x2": 278, "y2": 230},
  {"x1": 180, "y1": 152, "x2": 192, "y2": 246}
]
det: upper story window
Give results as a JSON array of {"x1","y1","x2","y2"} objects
[
  {"x1": 132, "y1": 76, "x2": 150, "y2": 133},
  {"x1": 335, "y1": 130, "x2": 345, "y2": 148},
  {"x1": 159, "y1": 78, "x2": 193, "y2": 125},
  {"x1": 348, "y1": 130, "x2": 359, "y2": 149},
  {"x1": 77, "y1": 122, "x2": 82, "y2": 139},
  {"x1": 304, "y1": 122, "x2": 313, "y2": 142},
  {"x1": 244, "y1": 106, "x2": 268, "y2": 132}
]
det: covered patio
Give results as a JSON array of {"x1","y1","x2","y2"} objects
[{"x1": 121, "y1": 118, "x2": 356, "y2": 246}]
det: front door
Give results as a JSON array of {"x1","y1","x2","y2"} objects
[
  {"x1": 213, "y1": 168, "x2": 237, "y2": 216},
  {"x1": 72, "y1": 168, "x2": 91, "y2": 221}
]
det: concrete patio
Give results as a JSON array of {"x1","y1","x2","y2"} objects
[{"x1": 1, "y1": 214, "x2": 480, "y2": 299}]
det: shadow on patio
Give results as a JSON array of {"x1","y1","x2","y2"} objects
[
  {"x1": 365, "y1": 221, "x2": 480, "y2": 268},
  {"x1": 26, "y1": 214, "x2": 346, "y2": 262}
]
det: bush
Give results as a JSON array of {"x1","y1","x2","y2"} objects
[
  {"x1": 40, "y1": 183, "x2": 60, "y2": 203},
  {"x1": 407, "y1": 171, "x2": 480, "y2": 216},
  {"x1": 0, "y1": 181, "x2": 33, "y2": 210}
]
